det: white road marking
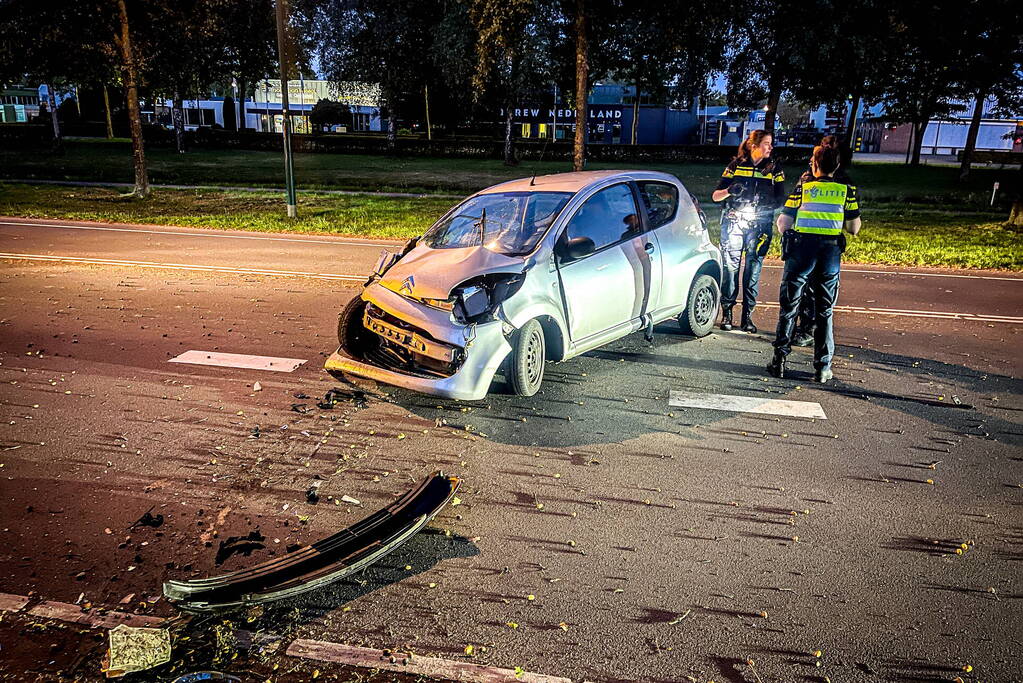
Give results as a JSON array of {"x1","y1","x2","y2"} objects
[
  {"x1": 762, "y1": 263, "x2": 1022, "y2": 282},
  {"x1": 0, "y1": 252, "x2": 365, "y2": 281},
  {"x1": 169, "y1": 350, "x2": 306, "y2": 372},
  {"x1": 757, "y1": 301, "x2": 1023, "y2": 325},
  {"x1": 669, "y1": 390, "x2": 828, "y2": 419},
  {"x1": 0, "y1": 219, "x2": 394, "y2": 248},
  {"x1": 287, "y1": 639, "x2": 576, "y2": 683}
]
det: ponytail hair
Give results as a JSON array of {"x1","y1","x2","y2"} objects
[
  {"x1": 812, "y1": 144, "x2": 841, "y2": 175},
  {"x1": 738, "y1": 129, "x2": 772, "y2": 159}
]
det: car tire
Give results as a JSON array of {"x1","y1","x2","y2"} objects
[
  {"x1": 337, "y1": 296, "x2": 375, "y2": 358},
  {"x1": 508, "y1": 319, "x2": 545, "y2": 397},
  {"x1": 678, "y1": 274, "x2": 719, "y2": 337}
]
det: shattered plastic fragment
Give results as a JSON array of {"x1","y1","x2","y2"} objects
[{"x1": 104, "y1": 624, "x2": 171, "y2": 678}]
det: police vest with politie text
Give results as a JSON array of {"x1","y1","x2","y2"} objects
[{"x1": 781, "y1": 177, "x2": 860, "y2": 257}]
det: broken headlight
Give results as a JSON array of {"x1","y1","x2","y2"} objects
[{"x1": 450, "y1": 274, "x2": 525, "y2": 324}]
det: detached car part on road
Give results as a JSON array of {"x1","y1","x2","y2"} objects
[
  {"x1": 163, "y1": 472, "x2": 459, "y2": 612},
  {"x1": 325, "y1": 170, "x2": 722, "y2": 400}
]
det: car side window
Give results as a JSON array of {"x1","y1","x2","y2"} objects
[
  {"x1": 637, "y1": 181, "x2": 679, "y2": 228},
  {"x1": 564, "y1": 183, "x2": 640, "y2": 252}
]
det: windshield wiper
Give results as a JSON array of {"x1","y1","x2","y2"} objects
[{"x1": 477, "y1": 207, "x2": 487, "y2": 245}]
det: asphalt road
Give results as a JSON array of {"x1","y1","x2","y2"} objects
[{"x1": 1, "y1": 217, "x2": 1021, "y2": 683}]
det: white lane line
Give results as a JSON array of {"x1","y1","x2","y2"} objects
[
  {"x1": 669, "y1": 391, "x2": 827, "y2": 420},
  {"x1": 287, "y1": 639, "x2": 576, "y2": 683},
  {"x1": 757, "y1": 301, "x2": 1023, "y2": 325},
  {"x1": 0, "y1": 219, "x2": 394, "y2": 248},
  {"x1": 762, "y1": 263, "x2": 1022, "y2": 282},
  {"x1": 0, "y1": 252, "x2": 365, "y2": 281},
  {"x1": 169, "y1": 350, "x2": 306, "y2": 372}
]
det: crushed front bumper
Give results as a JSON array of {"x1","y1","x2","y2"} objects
[{"x1": 325, "y1": 285, "x2": 512, "y2": 401}]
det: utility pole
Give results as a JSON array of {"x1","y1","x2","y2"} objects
[
  {"x1": 275, "y1": 0, "x2": 297, "y2": 218},
  {"x1": 424, "y1": 84, "x2": 431, "y2": 140}
]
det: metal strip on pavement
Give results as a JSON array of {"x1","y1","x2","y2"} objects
[
  {"x1": 0, "y1": 252, "x2": 365, "y2": 282},
  {"x1": 287, "y1": 639, "x2": 577, "y2": 683},
  {"x1": 168, "y1": 350, "x2": 306, "y2": 372},
  {"x1": 669, "y1": 391, "x2": 828, "y2": 419}
]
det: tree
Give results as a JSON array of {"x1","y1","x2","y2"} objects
[
  {"x1": 775, "y1": 98, "x2": 811, "y2": 130},
  {"x1": 304, "y1": 0, "x2": 439, "y2": 151},
  {"x1": 878, "y1": 0, "x2": 978, "y2": 166},
  {"x1": 115, "y1": 0, "x2": 149, "y2": 197},
  {"x1": 309, "y1": 98, "x2": 351, "y2": 131},
  {"x1": 954, "y1": 0, "x2": 1023, "y2": 181},
  {"x1": 219, "y1": 0, "x2": 278, "y2": 131},
  {"x1": 469, "y1": 0, "x2": 559, "y2": 164}
]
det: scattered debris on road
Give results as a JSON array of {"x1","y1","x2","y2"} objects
[{"x1": 104, "y1": 624, "x2": 171, "y2": 678}]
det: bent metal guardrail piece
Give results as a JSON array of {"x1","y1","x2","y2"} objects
[{"x1": 163, "y1": 472, "x2": 460, "y2": 612}]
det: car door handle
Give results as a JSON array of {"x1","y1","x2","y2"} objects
[
  {"x1": 595, "y1": 264, "x2": 610, "y2": 271},
  {"x1": 644, "y1": 242, "x2": 655, "y2": 253}
]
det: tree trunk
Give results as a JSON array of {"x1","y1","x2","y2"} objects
[
  {"x1": 102, "y1": 84, "x2": 114, "y2": 138},
  {"x1": 387, "y1": 101, "x2": 397, "y2": 152},
  {"x1": 237, "y1": 76, "x2": 247, "y2": 130},
  {"x1": 172, "y1": 90, "x2": 186, "y2": 153},
  {"x1": 763, "y1": 89, "x2": 780, "y2": 134},
  {"x1": 116, "y1": 0, "x2": 149, "y2": 198},
  {"x1": 845, "y1": 92, "x2": 860, "y2": 163},
  {"x1": 46, "y1": 85, "x2": 62, "y2": 148},
  {"x1": 910, "y1": 119, "x2": 927, "y2": 166},
  {"x1": 631, "y1": 82, "x2": 640, "y2": 145},
  {"x1": 572, "y1": 0, "x2": 588, "y2": 172},
  {"x1": 1009, "y1": 201, "x2": 1023, "y2": 226},
  {"x1": 423, "y1": 84, "x2": 431, "y2": 141},
  {"x1": 958, "y1": 88, "x2": 986, "y2": 182},
  {"x1": 503, "y1": 103, "x2": 515, "y2": 166}
]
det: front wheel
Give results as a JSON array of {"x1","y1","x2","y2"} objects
[
  {"x1": 337, "y1": 295, "x2": 375, "y2": 358},
  {"x1": 678, "y1": 274, "x2": 719, "y2": 337},
  {"x1": 508, "y1": 319, "x2": 545, "y2": 396}
]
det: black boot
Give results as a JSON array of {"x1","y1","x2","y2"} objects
[
  {"x1": 720, "y1": 307, "x2": 733, "y2": 331},
  {"x1": 740, "y1": 307, "x2": 757, "y2": 333},
  {"x1": 766, "y1": 353, "x2": 786, "y2": 378}
]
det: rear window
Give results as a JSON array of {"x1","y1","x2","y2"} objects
[{"x1": 637, "y1": 181, "x2": 679, "y2": 228}]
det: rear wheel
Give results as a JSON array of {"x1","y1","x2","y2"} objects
[
  {"x1": 508, "y1": 319, "x2": 545, "y2": 396},
  {"x1": 337, "y1": 296, "x2": 375, "y2": 358},
  {"x1": 678, "y1": 274, "x2": 719, "y2": 337}
]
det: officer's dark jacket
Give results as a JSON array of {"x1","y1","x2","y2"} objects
[{"x1": 715, "y1": 156, "x2": 787, "y2": 210}]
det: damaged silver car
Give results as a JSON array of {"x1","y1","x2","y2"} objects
[{"x1": 324, "y1": 170, "x2": 721, "y2": 400}]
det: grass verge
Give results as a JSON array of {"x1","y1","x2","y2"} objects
[{"x1": 2, "y1": 183, "x2": 1019, "y2": 271}]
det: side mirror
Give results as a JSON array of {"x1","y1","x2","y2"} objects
[{"x1": 557, "y1": 236, "x2": 596, "y2": 261}]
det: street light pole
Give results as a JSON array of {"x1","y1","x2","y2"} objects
[{"x1": 275, "y1": 0, "x2": 297, "y2": 218}]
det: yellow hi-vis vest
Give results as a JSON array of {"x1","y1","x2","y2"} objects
[{"x1": 793, "y1": 180, "x2": 848, "y2": 235}]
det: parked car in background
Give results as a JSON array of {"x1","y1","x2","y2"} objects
[{"x1": 324, "y1": 170, "x2": 721, "y2": 400}]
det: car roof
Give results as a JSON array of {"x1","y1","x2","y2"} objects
[{"x1": 477, "y1": 170, "x2": 680, "y2": 195}]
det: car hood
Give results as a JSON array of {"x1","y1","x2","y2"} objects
[{"x1": 379, "y1": 246, "x2": 525, "y2": 300}]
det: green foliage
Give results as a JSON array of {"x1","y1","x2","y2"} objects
[{"x1": 308, "y1": 99, "x2": 351, "y2": 130}]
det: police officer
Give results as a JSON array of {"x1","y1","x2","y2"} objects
[
  {"x1": 792, "y1": 135, "x2": 852, "y2": 347},
  {"x1": 712, "y1": 130, "x2": 787, "y2": 333},
  {"x1": 767, "y1": 143, "x2": 861, "y2": 383}
]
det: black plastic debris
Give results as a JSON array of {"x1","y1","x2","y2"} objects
[
  {"x1": 163, "y1": 471, "x2": 459, "y2": 612},
  {"x1": 290, "y1": 403, "x2": 310, "y2": 414},
  {"x1": 214, "y1": 530, "x2": 266, "y2": 566},
  {"x1": 133, "y1": 511, "x2": 164, "y2": 529}
]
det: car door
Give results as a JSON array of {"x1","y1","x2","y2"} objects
[
  {"x1": 555, "y1": 182, "x2": 663, "y2": 342},
  {"x1": 636, "y1": 179, "x2": 703, "y2": 318}
]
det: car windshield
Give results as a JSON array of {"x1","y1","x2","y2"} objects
[{"x1": 422, "y1": 191, "x2": 573, "y2": 255}]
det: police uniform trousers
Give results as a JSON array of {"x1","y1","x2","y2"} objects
[
  {"x1": 772, "y1": 232, "x2": 842, "y2": 370},
  {"x1": 719, "y1": 213, "x2": 773, "y2": 312}
]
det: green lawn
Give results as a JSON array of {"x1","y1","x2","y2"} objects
[{"x1": 1, "y1": 138, "x2": 1020, "y2": 270}]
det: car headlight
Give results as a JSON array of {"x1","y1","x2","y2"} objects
[
  {"x1": 421, "y1": 297, "x2": 454, "y2": 311},
  {"x1": 449, "y1": 275, "x2": 525, "y2": 324}
]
